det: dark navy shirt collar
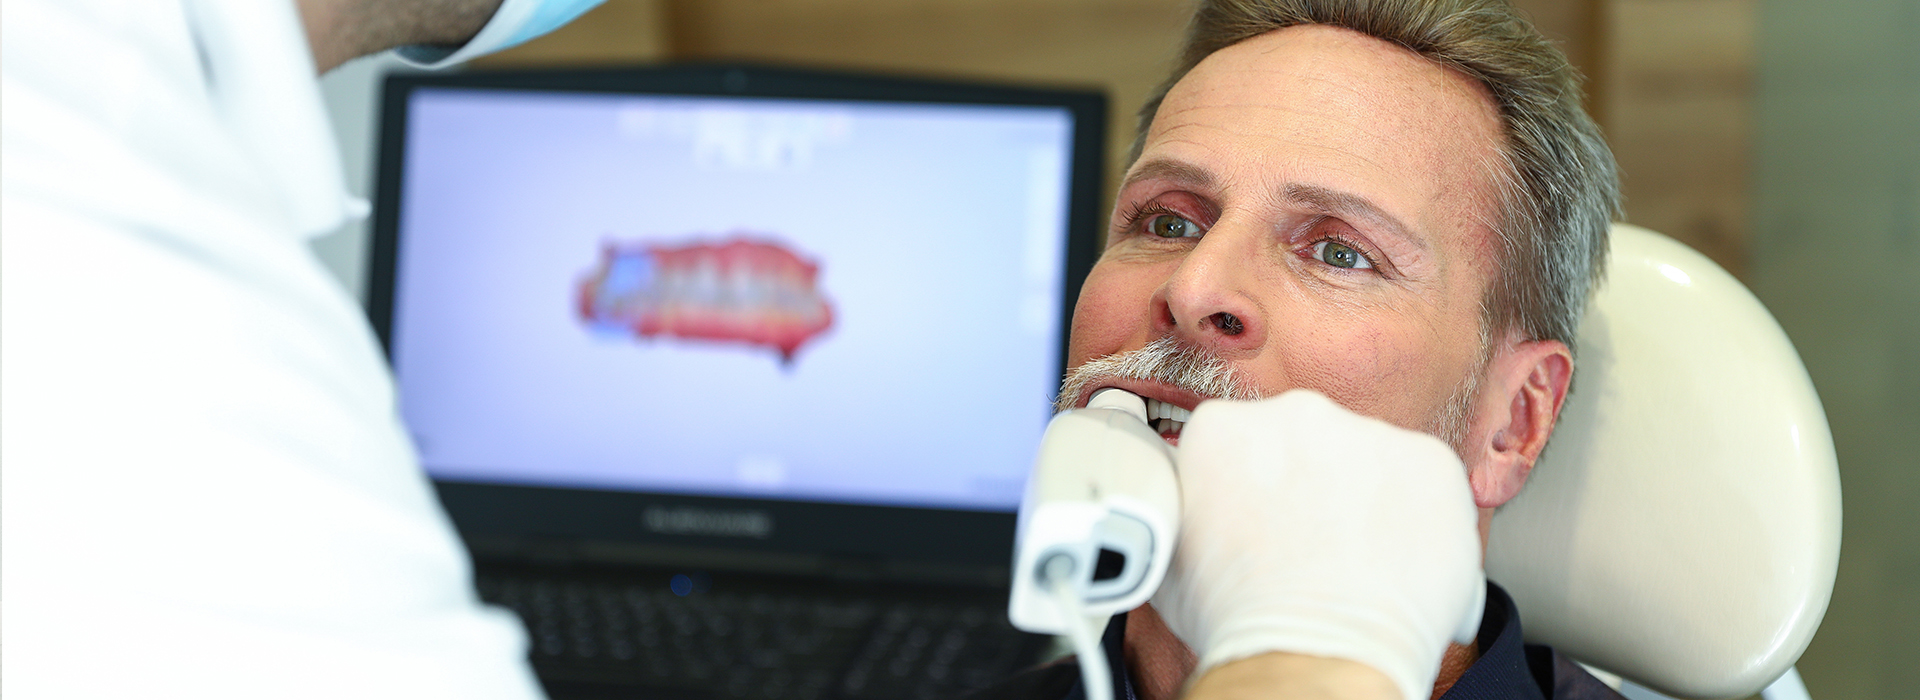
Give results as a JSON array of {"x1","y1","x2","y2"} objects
[
  {"x1": 1064, "y1": 583, "x2": 1543, "y2": 700},
  {"x1": 1438, "y1": 583, "x2": 1545, "y2": 700}
]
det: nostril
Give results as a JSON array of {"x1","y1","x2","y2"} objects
[{"x1": 1209, "y1": 312, "x2": 1244, "y2": 336}]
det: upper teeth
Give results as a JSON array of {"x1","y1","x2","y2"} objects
[{"x1": 1144, "y1": 398, "x2": 1192, "y2": 436}]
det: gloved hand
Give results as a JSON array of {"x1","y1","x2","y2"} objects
[{"x1": 1151, "y1": 389, "x2": 1486, "y2": 700}]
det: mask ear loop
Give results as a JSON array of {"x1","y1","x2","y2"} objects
[
  {"x1": 1042, "y1": 554, "x2": 1113, "y2": 700},
  {"x1": 392, "y1": 0, "x2": 607, "y2": 68}
]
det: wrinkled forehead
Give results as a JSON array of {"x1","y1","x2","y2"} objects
[{"x1": 1142, "y1": 25, "x2": 1507, "y2": 248}]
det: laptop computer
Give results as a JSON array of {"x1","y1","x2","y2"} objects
[{"x1": 366, "y1": 65, "x2": 1107, "y2": 700}]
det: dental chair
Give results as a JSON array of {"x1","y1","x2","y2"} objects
[{"x1": 1486, "y1": 224, "x2": 1842, "y2": 700}]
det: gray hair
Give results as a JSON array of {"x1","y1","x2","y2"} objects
[{"x1": 1133, "y1": 0, "x2": 1621, "y2": 346}]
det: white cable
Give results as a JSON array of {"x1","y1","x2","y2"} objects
[{"x1": 1043, "y1": 554, "x2": 1112, "y2": 700}]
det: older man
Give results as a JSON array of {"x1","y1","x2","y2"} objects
[{"x1": 985, "y1": 0, "x2": 1623, "y2": 699}]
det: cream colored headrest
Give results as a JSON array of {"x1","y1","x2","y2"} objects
[{"x1": 1486, "y1": 224, "x2": 1841, "y2": 699}]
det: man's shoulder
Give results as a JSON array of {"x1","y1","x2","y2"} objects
[
  {"x1": 1483, "y1": 582, "x2": 1628, "y2": 700},
  {"x1": 960, "y1": 582, "x2": 1632, "y2": 700},
  {"x1": 1524, "y1": 645, "x2": 1631, "y2": 700},
  {"x1": 1443, "y1": 582, "x2": 1631, "y2": 700},
  {"x1": 961, "y1": 650, "x2": 1627, "y2": 700}
]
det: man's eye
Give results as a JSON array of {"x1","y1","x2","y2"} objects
[
  {"x1": 1148, "y1": 213, "x2": 1202, "y2": 239},
  {"x1": 1312, "y1": 240, "x2": 1374, "y2": 270}
]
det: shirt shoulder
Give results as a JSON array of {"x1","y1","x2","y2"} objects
[
  {"x1": 1526, "y1": 646, "x2": 1630, "y2": 700},
  {"x1": 1446, "y1": 582, "x2": 1628, "y2": 700}
]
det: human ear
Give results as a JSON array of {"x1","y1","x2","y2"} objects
[{"x1": 1465, "y1": 338, "x2": 1573, "y2": 509}]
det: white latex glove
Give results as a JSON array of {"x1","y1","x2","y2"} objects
[{"x1": 1151, "y1": 389, "x2": 1486, "y2": 700}]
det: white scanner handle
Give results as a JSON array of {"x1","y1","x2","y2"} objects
[{"x1": 1008, "y1": 389, "x2": 1180, "y2": 636}]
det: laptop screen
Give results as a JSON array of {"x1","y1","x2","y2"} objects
[{"x1": 381, "y1": 81, "x2": 1086, "y2": 514}]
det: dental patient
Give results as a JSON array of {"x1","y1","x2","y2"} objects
[{"x1": 981, "y1": 1, "x2": 1625, "y2": 698}]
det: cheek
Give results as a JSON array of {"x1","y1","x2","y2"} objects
[
  {"x1": 1264, "y1": 309, "x2": 1469, "y2": 431},
  {"x1": 1269, "y1": 320, "x2": 1388, "y2": 406},
  {"x1": 1066, "y1": 261, "x2": 1163, "y2": 367}
]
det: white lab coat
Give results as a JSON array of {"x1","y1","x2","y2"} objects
[{"x1": 0, "y1": 1, "x2": 545, "y2": 697}]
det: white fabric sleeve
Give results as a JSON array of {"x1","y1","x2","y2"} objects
[{"x1": 2, "y1": 1, "x2": 546, "y2": 697}]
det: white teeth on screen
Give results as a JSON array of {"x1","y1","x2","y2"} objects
[{"x1": 1169, "y1": 405, "x2": 1192, "y2": 422}]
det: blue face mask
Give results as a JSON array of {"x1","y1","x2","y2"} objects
[{"x1": 396, "y1": 0, "x2": 608, "y2": 68}]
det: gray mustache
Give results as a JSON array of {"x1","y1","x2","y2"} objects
[{"x1": 1054, "y1": 336, "x2": 1262, "y2": 414}]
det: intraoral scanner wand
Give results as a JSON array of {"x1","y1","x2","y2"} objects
[{"x1": 1010, "y1": 389, "x2": 1181, "y2": 700}]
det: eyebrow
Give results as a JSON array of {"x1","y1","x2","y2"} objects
[
  {"x1": 1123, "y1": 157, "x2": 1430, "y2": 252},
  {"x1": 1122, "y1": 158, "x2": 1216, "y2": 192},
  {"x1": 1279, "y1": 183, "x2": 1428, "y2": 253}
]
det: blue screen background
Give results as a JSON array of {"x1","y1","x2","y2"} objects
[{"x1": 390, "y1": 89, "x2": 1073, "y2": 512}]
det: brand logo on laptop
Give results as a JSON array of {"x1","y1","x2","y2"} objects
[{"x1": 644, "y1": 506, "x2": 774, "y2": 539}]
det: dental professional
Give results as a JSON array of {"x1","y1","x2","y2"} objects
[
  {"x1": 3, "y1": 1, "x2": 602, "y2": 698},
  {"x1": 1, "y1": 1, "x2": 1488, "y2": 698}
]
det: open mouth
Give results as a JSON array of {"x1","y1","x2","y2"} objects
[{"x1": 1143, "y1": 397, "x2": 1193, "y2": 441}]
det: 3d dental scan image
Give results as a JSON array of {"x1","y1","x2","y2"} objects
[{"x1": 578, "y1": 235, "x2": 836, "y2": 364}]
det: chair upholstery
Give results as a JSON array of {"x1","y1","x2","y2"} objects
[{"x1": 1486, "y1": 224, "x2": 1842, "y2": 699}]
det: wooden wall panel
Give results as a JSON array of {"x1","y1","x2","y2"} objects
[
  {"x1": 1511, "y1": 0, "x2": 1606, "y2": 89},
  {"x1": 1601, "y1": 0, "x2": 1757, "y2": 277}
]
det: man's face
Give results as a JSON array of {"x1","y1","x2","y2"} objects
[{"x1": 1062, "y1": 24, "x2": 1507, "y2": 448}]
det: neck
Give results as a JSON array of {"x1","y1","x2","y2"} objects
[
  {"x1": 1428, "y1": 642, "x2": 1479, "y2": 700},
  {"x1": 295, "y1": 0, "x2": 353, "y2": 73},
  {"x1": 293, "y1": 0, "x2": 502, "y2": 74}
]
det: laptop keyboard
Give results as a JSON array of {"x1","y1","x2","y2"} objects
[{"x1": 476, "y1": 570, "x2": 1052, "y2": 700}]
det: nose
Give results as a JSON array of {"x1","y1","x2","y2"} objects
[{"x1": 1150, "y1": 222, "x2": 1267, "y2": 356}]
